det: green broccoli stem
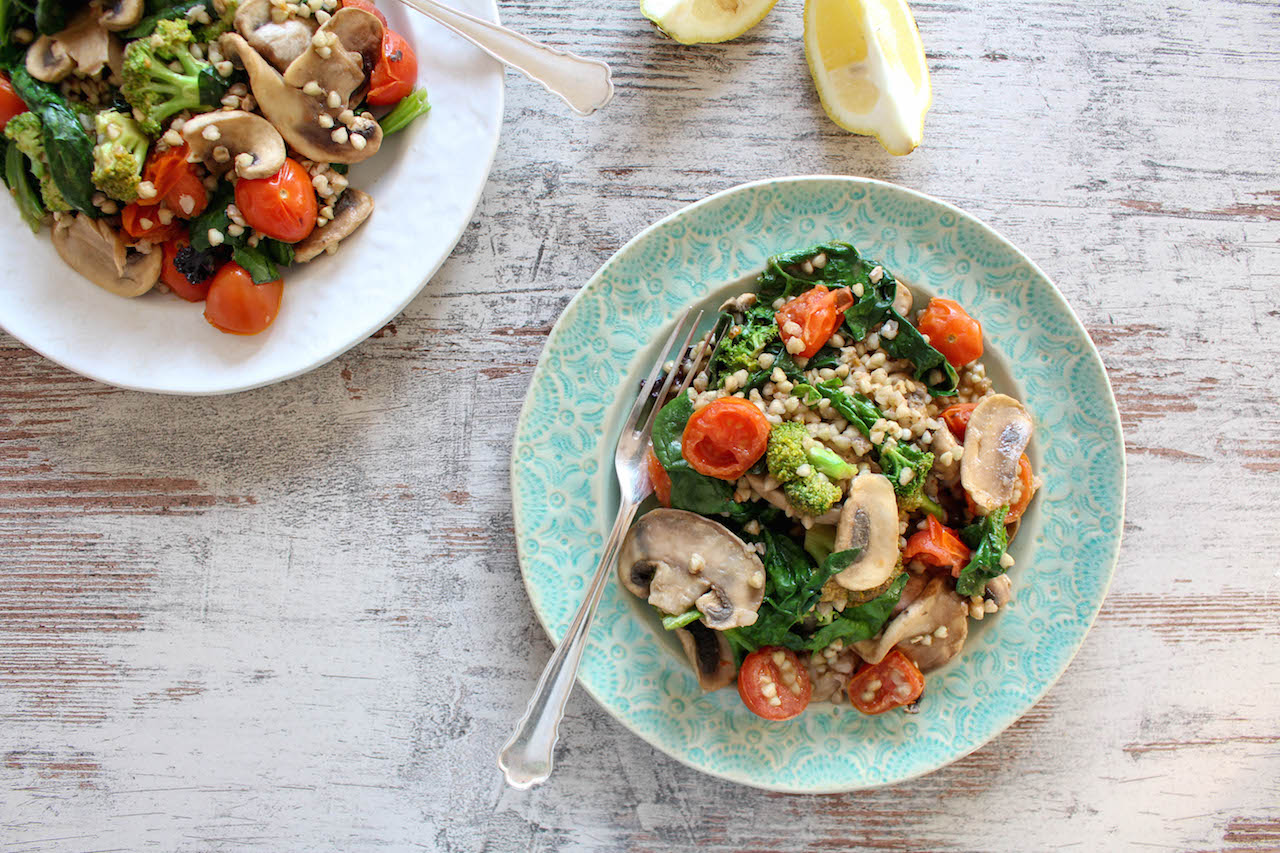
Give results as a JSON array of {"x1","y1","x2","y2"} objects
[
  {"x1": 661, "y1": 610, "x2": 701, "y2": 631},
  {"x1": 806, "y1": 443, "x2": 856, "y2": 481},
  {"x1": 379, "y1": 89, "x2": 432, "y2": 136}
]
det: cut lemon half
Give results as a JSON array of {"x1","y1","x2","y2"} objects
[
  {"x1": 803, "y1": 0, "x2": 931, "y2": 154},
  {"x1": 642, "y1": 0, "x2": 780, "y2": 44}
]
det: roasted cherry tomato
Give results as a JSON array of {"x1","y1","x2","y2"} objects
[
  {"x1": 0, "y1": 73, "x2": 26, "y2": 132},
  {"x1": 902, "y1": 515, "x2": 970, "y2": 574},
  {"x1": 159, "y1": 232, "x2": 213, "y2": 302},
  {"x1": 234, "y1": 158, "x2": 317, "y2": 243},
  {"x1": 775, "y1": 284, "x2": 855, "y2": 359},
  {"x1": 681, "y1": 396, "x2": 771, "y2": 480},
  {"x1": 646, "y1": 446, "x2": 672, "y2": 507},
  {"x1": 204, "y1": 262, "x2": 284, "y2": 335},
  {"x1": 917, "y1": 297, "x2": 983, "y2": 367},
  {"x1": 1006, "y1": 454, "x2": 1035, "y2": 523},
  {"x1": 848, "y1": 650, "x2": 925, "y2": 715},
  {"x1": 738, "y1": 647, "x2": 812, "y2": 721},
  {"x1": 341, "y1": 0, "x2": 387, "y2": 24},
  {"x1": 121, "y1": 202, "x2": 182, "y2": 241},
  {"x1": 366, "y1": 29, "x2": 417, "y2": 106},
  {"x1": 138, "y1": 145, "x2": 208, "y2": 217},
  {"x1": 939, "y1": 402, "x2": 977, "y2": 441}
]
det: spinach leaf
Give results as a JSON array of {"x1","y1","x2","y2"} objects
[
  {"x1": 740, "y1": 338, "x2": 802, "y2": 392},
  {"x1": 799, "y1": 379, "x2": 881, "y2": 437},
  {"x1": 35, "y1": 0, "x2": 78, "y2": 35},
  {"x1": 196, "y1": 64, "x2": 232, "y2": 108},
  {"x1": 806, "y1": 344, "x2": 842, "y2": 371},
  {"x1": 801, "y1": 572, "x2": 908, "y2": 651},
  {"x1": 882, "y1": 315, "x2": 959, "y2": 397},
  {"x1": 651, "y1": 394, "x2": 742, "y2": 517},
  {"x1": 232, "y1": 246, "x2": 279, "y2": 284},
  {"x1": 757, "y1": 241, "x2": 869, "y2": 303},
  {"x1": 189, "y1": 184, "x2": 243, "y2": 252},
  {"x1": 956, "y1": 506, "x2": 1010, "y2": 597},
  {"x1": 262, "y1": 238, "x2": 294, "y2": 268},
  {"x1": 39, "y1": 103, "x2": 96, "y2": 213},
  {"x1": 4, "y1": 138, "x2": 44, "y2": 231}
]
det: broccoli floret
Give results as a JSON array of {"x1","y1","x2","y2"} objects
[
  {"x1": 195, "y1": 0, "x2": 238, "y2": 41},
  {"x1": 120, "y1": 20, "x2": 218, "y2": 135},
  {"x1": 712, "y1": 318, "x2": 779, "y2": 381},
  {"x1": 4, "y1": 111, "x2": 70, "y2": 212},
  {"x1": 878, "y1": 439, "x2": 943, "y2": 518},
  {"x1": 806, "y1": 442, "x2": 857, "y2": 481},
  {"x1": 766, "y1": 421, "x2": 808, "y2": 483},
  {"x1": 783, "y1": 473, "x2": 842, "y2": 518},
  {"x1": 91, "y1": 110, "x2": 149, "y2": 202}
]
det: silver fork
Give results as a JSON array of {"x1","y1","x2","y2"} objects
[{"x1": 499, "y1": 307, "x2": 705, "y2": 789}]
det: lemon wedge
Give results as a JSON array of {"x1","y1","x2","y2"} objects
[
  {"x1": 803, "y1": 0, "x2": 931, "y2": 154},
  {"x1": 642, "y1": 0, "x2": 780, "y2": 44}
]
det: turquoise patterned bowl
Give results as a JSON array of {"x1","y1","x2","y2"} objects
[{"x1": 510, "y1": 176, "x2": 1125, "y2": 792}]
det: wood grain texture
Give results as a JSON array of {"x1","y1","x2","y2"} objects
[{"x1": 2, "y1": 0, "x2": 1279, "y2": 849}]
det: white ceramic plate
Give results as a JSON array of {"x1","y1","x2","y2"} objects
[{"x1": 0, "y1": 1, "x2": 503, "y2": 394}]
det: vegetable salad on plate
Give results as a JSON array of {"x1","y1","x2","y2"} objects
[
  {"x1": 0, "y1": 0, "x2": 432, "y2": 335},
  {"x1": 619, "y1": 241, "x2": 1038, "y2": 720}
]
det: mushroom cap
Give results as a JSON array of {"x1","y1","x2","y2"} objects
[
  {"x1": 281, "y1": 7, "x2": 383, "y2": 105},
  {"x1": 52, "y1": 214, "x2": 161, "y2": 298},
  {"x1": 219, "y1": 32, "x2": 384, "y2": 165},
  {"x1": 99, "y1": 0, "x2": 144, "y2": 32},
  {"x1": 675, "y1": 622, "x2": 737, "y2": 691},
  {"x1": 56, "y1": 7, "x2": 113, "y2": 77},
  {"x1": 181, "y1": 110, "x2": 287, "y2": 180},
  {"x1": 960, "y1": 394, "x2": 1033, "y2": 514},
  {"x1": 617, "y1": 508, "x2": 765, "y2": 630},
  {"x1": 293, "y1": 188, "x2": 374, "y2": 262},
  {"x1": 929, "y1": 421, "x2": 963, "y2": 486},
  {"x1": 234, "y1": 0, "x2": 318, "y2": 70},
  {"x1": 852, "y1": 577, "x2": 968, "y2": 672},
  {"x1": 26, "y1": 35, "x2": 74, "y2": 82},
  {"x1": 832, "y1": 473, "x2": 901, "y2": 594},
  {"x1": 893, "y1": 280, "x2": 913, "y2": 316}
]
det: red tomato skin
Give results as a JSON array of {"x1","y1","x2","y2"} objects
[
  {"x1": 848, "y1": 650, "x2": 925, "y2": 715},
  {"x1": 366, "y1": 30, "x2": 418, "y2": 105},
  {"x1": 776, "y1": 285, "x2": 855, "y2": 358},
  {"x1": 902, "y1": 515, "x2": 970, "y2": 574},
  {"x1": 681, "y1": 396, "x2": 771, "y2": 481},
  {"x1": 0, "y1": 73, "x2": 27, "y2": 132},
  {"x1": 940, "y1": 403, "x2": 977, "y2": 441},
  {"x1": 121, "y1": 202, "x2": 182, "y2": 242},
  {"x1": 159, "y1": 233, "x2": 212, "y2": 302},
  {"x1": 1006, "y1": 454, "x2": 1035, "y2": 523},
  {"x1": 917, "y1": 297, "x2": 984, "y2": 367},
  {"x1": 646, "y1": 447, "x2": 672, "y2": 506},
  {"x1": 234, "y1": 158, "x2": 317, "y2": 243},
  {"x1": 204, "y1": 263, "x2": 284, "y2": 335},
  {"x1": 341, "y1": 0, "x2": 387, "y2": 24},
  {"x1": 738, "y1": 647, "x2": 812, "y2": 721}
]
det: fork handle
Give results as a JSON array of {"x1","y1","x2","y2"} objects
[
  {"x1": 498, "y1": 500, "x2": 640, "y2": 789},
  {"x1": 392, "y1": 0, "x2": 614, "y2": 115}
]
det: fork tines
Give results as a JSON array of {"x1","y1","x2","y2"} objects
[{"x1": 625, "y1": 308, "x2": 705, "y2": 440}]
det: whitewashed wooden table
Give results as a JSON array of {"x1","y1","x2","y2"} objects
[{"x1": 3, "y1": 0, "x2": 1279, "y2": 850}]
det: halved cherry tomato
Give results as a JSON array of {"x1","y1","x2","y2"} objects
[
  {"x1": 775, "y1": 284, "x2": 855, "y2": 359},
  {"x1": 940, "y1": 402, "x2": 977, "y2": 441},
  {"x1": 1006, "y1": 454, "x2": 1035, "y2": 523},
  {"x1": 681, "y1": 396, "x2": 770, "y2": 480},
  {"x1": 848, "y1": 650, "x2": 925, "y2": 715},
  {"x1": 902, "y1": 515, "x2": 970, "y2": 575},
  {"x1": 738, "y1": 647, "x2": 812, "y2": 721},
  {"x1": 0, "y1": 73, "x2": 27, "y2": 132},
  {"x1": 646, "y1": 446, "x2": 672, "y2": 507},
  {"x1": 139, "y1": 145, "x2": 208, "y2": 217},
  {"x1": 204, "y1": 262, "x2": 283, "y2": 335},
  {"x1": 159, "y1": 232, "x2": 214, "y2": 302},
  {"x1": 366, "y1": 29, "x2": 417, "y2": 106},
  {"x1": 121, "y1": 202, "x2": 182, "y2": 242},
  {"x1": 234, "y1": 158, "x2": 317, "y2": 243},
  {"x1": 917, "y1": 297, "x2": 983, "y2": 367}
]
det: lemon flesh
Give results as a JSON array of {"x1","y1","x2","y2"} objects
[
  {"x1": 642, "y1": 0, "x2": 780, "y2": 44},
  {"x1": 804, "y1": 0, "x2": 931, "y2": 154}
]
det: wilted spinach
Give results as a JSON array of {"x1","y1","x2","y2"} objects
[{"x1": 956, "y1": 506, "x2": 1010, "y2": 597}]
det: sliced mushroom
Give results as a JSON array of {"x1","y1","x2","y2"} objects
[
  {"x1": 293, "y1": 189, "x2": 374, "y2": 263},
  {"x1": 282, "y1": 7, "x2": 383, "y2": 104},
  {"x1": 984, "y1": 573, "x2": 1013, "y2": 608},
  {"x1": 960, "y1": 394, "x2": 1033, "y2": 514},
  {"x1": 99, "y1": 0, "x2": 144, "y2": 32},
  {"x1": 182, "y1": 110, "x2": 286, "y2": 179},
  {"x1": 53, "y1": 214, "x2": 162, "y2": 298},
  {"x1": 745, "y1": 472, "x2": 842, "y2": 525},
  {"x1": 929, "y1": 422, "x2": 963, "y2": 486},
  {"x1": 675, "y1": 622, "x2": 737, "y2": 691},
  {"x1": 56, "y1": 7, "x2": 113, "y2": 77},
  {"x1": 617, "y1": 508, "x2": 764, "y2": 630},
  {"x1": 219, "y1": 33, "x2": 383, "y2": 165},
  {"x1": 832, "y1": 473, "x2": 901, "y2": 597},
  {"x1": 852, "y1": 577, "x2": 968, "y2": 673},
  {"x1": 26, "y1": 36, "x2": 74, "y2": 82},
  {"x1": 234, "y1": 0, "x2": 318, "y2": 70},
  {"x1": 893, "y1": 280, "x2": 913, "y2": 316}
]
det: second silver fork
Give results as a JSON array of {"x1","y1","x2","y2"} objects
[{"x1": 498, "y1": 307, "x2": 706, "y2": 789}]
